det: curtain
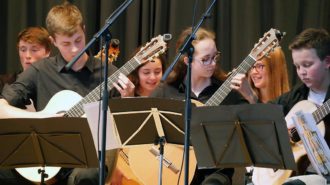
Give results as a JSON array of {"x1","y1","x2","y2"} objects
[{"x1": 1, "y1": 0, "x2": 329, "y2": 86}]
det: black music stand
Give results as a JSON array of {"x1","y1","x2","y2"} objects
[
  {"x1": 108, "y1": 97, "x2": 194, "y2": 185},
  {"x1": 0, "y1": 117, "x2": 98, "y2": 184},
  {"x1": 190, "y1": 104, "x2": 297, "y2": 183}
]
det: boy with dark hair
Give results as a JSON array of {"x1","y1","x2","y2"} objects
[{"x1": 234, "y1": 28, "x2": 330, "y2": 184}]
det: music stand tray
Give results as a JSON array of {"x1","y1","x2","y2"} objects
[
  {"x1": 108, "y1": 97, "x2": 196, "y2": 185},
  {"x1": 108, "y1": 97, "x2": 187, "y2": 146},
  {"x1": 0, "y1": 117, "x2": 98, "y2": 169},
  {"x1": 190, "y1": 103, "x2": 296, "y2": 171}
]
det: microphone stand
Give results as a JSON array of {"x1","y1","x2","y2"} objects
[
  {"x1": 161, "y1": 0, "x2": 217, "y2": 184},
  {"x1": 64, "y1": 1, "x2": 134, "y2": 185}
]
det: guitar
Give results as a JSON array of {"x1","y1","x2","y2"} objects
[
  {"x1": 204, "y1": 28, "x2": 284, "y2": 106},
  {"x1": 15, "y1": 34, "x2": 168, "y2": 183},
  {"x1": 94, "y1": 39, "x2": 120, "y2": 63},
  {"x1": 111, "y1": 149, "x2": 143, "y2": 185},
  {"x1": 252, "y1": 99, "x2": 328, "y2": 185},
  {"x1": 128, "y1": 144, "x2": 196, "y2": 185}
]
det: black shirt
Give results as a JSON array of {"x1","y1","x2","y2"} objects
[
  {"x1": 0, "y1": 73, "x2": 17, "y2": 93},
  {"x1": 0, "y1": 54, "x2": 118, "y2": 111},
  {"x1": 151, "y1": 77, "x2": 247, "y2": 184},
  {"x1": 151, "y1": 77, "x2": 247, "y2": 105},
  {"x1": 271, "y1": 83, "x2": 330, "y2": 115}
]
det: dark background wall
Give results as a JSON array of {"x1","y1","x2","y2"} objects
[{"x1": 0, "y1": 0, "x2": 329, "y2": 87}]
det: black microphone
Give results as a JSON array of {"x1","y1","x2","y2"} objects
[{"x1": 110, "y1": 39, "x2": 120, "y2": 48}]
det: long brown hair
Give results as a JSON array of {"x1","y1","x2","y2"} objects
[
  {"x1": 249, "y1": 47, "x2": 290, "y2": 102},
  {"x1": 167, "y1": 27, "x2": 227, "y2": 86}
]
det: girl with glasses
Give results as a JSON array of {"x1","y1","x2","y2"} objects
[
  {"x1": 231, "y1": 47, "x2": 290, "y2": 103},
  {"x1": 151, "y1": 27, "x2": 247, "y2": 185}
]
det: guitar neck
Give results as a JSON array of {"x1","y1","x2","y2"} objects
[
  {"x1": 312, "y1": 98, "x2": 330, "y2": 123},
  {"x1": 205, "y1": 55, "x2": 256, "y2": 106},
  {"x1": 65, "y1": 58, "x2": 141, "y2": 117}
]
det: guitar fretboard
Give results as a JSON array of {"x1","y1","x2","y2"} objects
[
  {"x1": 313, "y1": 98, "x2": 330, "y2": 123},
  {"x1": 64, "y1": 57, "x2": 141, "y2": 117},
  {"x1": 205, "y1": 55, "x2": 256, "y2": 106}
]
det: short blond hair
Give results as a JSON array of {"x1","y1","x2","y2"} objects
[{"x1": 46, "y1": 2, "x2": 84, "y2": 38}]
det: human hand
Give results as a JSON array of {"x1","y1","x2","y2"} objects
[
  {"x1": 230, "y1": 73, "x2": 258, "y2": 103},
  {"x1": 113, "y1": 73, "x2": 135, "y2": 97},
  {"x1": 109, "y1": 167, "x2": 125, "y2": 185},
  {"x1": 35, "y1": 111, "x2": 65, "y2": 118}
]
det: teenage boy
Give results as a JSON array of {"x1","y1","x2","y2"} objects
[
  {"x1": 233, "y1": 28, "x2": 330, "y2": 184},
  {"x1": 0, "y1": 26, "x2": 51, "y2": 92},
  {"x1": 0, "y1": 2, "x2": 118, "y2": 185}
]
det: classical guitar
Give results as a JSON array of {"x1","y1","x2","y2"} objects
[
  {"x1": 252, "y1": 99, "x2": 328, "y2": 185},
  {"x1": 128, "y1": 144, "x2": 196, "y2": 185},
  {"x1": 94, "y1": 39, "x2": 120, "y2": 63},
  {"x1": 204, "y1": 28, "x2": 284, "y2": 106},
  {"x1": 112, "y1": 149, "x2": 143, "y2": 185},
  {"x1": 15, "y1": 34, "x2": 168, "y2": 184}
]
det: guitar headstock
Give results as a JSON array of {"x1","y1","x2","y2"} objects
[
  {"x1": 135, "y1": 34, "x2": 170, "y2": 64},
  {"x1": 95, "y1": 39, "x2": 120, "y2": 63},
  {"x1": 250, "y1": 28, "x2": 285, "y2": 61}
]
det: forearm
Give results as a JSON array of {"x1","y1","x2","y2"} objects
[
  {"x1": 243, "y1": 91, "x2": 258, "y2": 104},
  {"x1": 0, "y1": 99, "x2": 47, "y2": 118}
]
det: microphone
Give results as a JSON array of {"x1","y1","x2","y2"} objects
[
  {"x1": 110, "y1": 39, "x2": 120, "y2": 48},
  {"x1": 163, "y1": 33, "x2": 172, "y2": 41}
]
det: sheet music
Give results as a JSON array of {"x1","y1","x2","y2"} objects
[
  {"x1": 292, "y1": 111, "x2": 330, "y2": 175},
  {"x1": 83, "y1": 101, "x2": 122, "y2": 155}
]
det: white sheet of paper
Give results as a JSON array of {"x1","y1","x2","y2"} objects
[
  {"x1": 292, "y1": 111, "x2": 330, "y2": 175},
  {"x1": 83, "y1": 101, "x2": 122, "y2": 154}
]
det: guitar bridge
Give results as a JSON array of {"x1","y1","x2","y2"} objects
[{"x1": 149, "y1": 146, "x2": 180, "y2": 174}]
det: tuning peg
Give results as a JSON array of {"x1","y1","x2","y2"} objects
[
  {"x1": 275, "y1": 30, "x2": 286, "y2": 40},
  {"x1": 263, "y1": 51, "x2": 270, "y2": 58}
]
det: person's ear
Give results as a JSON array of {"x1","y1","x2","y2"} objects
[
  {"x1": 49, "y1": 36, "x2": 56, "y2": 47},
  {"x1": 324, "y1": 55, "x2": 330, "y2": 69},
  {"x1": 183, "y1": 56, "x2": 189, "y2": 65},
  {"x1": 45, "y1": 50, "x2": 51, "y2": 57}
]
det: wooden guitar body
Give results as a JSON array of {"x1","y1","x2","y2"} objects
[{"x1": 128, "y1": 144, "x2": 196, "y2": 185}]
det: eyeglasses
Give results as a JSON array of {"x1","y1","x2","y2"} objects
[
  {"x1": 251, "y1": 64, "x2": 265, "y2": 73},
  {"x1": 195, "y1": 51, "x2": 221, "y2": 66}
]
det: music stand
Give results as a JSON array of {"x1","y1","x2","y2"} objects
[
  {"x1": 0, "y1": 117, "x2": 98, "y2": 184},
  {"x1": 190, "y1": 104, "x2": 296, "y2": 182},
  {"x1": 108, "y1": 97, "x2": 196, "y2": 185}
]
